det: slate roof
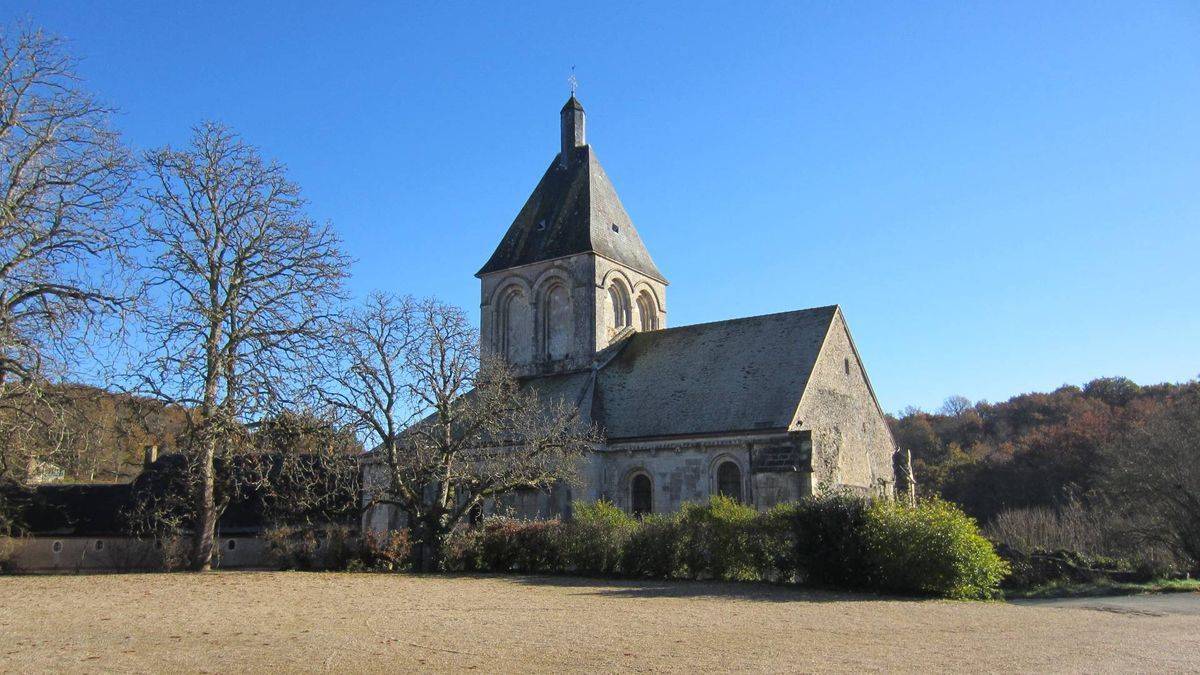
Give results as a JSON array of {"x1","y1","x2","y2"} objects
[
  {"x1": 476, "y1": 145, "x2": 666, "y2": 282},
  {"x1": 1, "y1": 482, "x2": 133, "y2": 536},
  {"x1": 1, "y1": 452, "x2": 357, "y2": 537},
  {"x1": 522, "y1": 305, "x2": 840, "y2": 441}
]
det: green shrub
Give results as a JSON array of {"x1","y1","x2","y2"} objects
[
  {"x1": 417, "y1": 494, "x2": 1009, "y2": 601},
  {"x1": 773, "y1": 492, "x2": 871, "y2": 587},
  {"x1": 561, "y1": 500, "x2": 633, "y2": 576},
  {"x1": 676, "y1": 496, "x2": 760, "y2": 580},
  {"x1": 863, "y1": 499, "x2": 1009, "y2": 599},
  {"x1": 621, "y1": 513, "x2": 682, "y2": 579},
  {"x1": 745, "y1": 506, "x2": 796, "y2": 582}
]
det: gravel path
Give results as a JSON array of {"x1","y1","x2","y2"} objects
[{"x1": 1, "y1": 573, "x2": 1197, "y2": 673}]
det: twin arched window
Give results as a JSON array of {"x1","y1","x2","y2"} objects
[
  {"x1": 498, "y1": 278, "x2": 577, "y2": 363},
  {"x1": 607, "y1": 281, "x2": 631, "y2": 331}
]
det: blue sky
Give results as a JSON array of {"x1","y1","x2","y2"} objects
[{"x1": 7, "y1": 1, "x2": 1199, "y2": 413}]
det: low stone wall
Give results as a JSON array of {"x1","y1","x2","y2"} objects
[{"x1": 1, "y1": 536, "x2": 272, "y2": 573}]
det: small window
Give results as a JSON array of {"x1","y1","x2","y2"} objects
[
  {"x1": 611, "y1": 223, "x2": 620, "y2": 233},
  {"x1": 227, "y1": 539, "x2": 237, "y2": 551},
  {"x1": 844, "y1": 358, "x2": 850, "y2": 375},
  {"x1": 95, "y1": 540, "x2": 104, "y2": 551},
  {"x1": 52, "y1": 541, "x2": 63, "y2": 553},
  {"x1": 536, "y1": 219, "x2": 546, "y2": 231}
]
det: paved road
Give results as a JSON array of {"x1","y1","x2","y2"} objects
[{"x1": 1013, "y1": 591, "x2": 1200, "y2": 617}]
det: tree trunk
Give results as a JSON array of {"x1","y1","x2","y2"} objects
[
  {"x1": 192, "y1": 436, "x2": 217, "y2": 571},
  {"x1": 414, "y1": 520, "x2": 447, "y2": 573}
]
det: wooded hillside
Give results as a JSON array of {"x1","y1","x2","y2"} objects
[
  {"x1": 890, "y1": 376, "x2": 1199, "y2": 523},
  {"x1": 0, "y1": 384, "x2": 189, "y2": 483}
]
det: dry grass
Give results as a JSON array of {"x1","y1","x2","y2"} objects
[{"x1": 1, "y1": 572, "x2": 1197, "y2": 673}]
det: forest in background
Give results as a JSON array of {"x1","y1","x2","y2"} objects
[
  {"x1": 889, "y1": 375, "x2": 1198, "y2": 522},
  {"x1": 890, "y1": 375, "x2": 1200, "y2": 577},
  {"x1": 0, "y1": 384, "x2": 189, "y2": 483}
]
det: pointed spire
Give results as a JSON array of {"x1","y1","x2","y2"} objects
[{"x1": 560, "y1": 95, "x2": 585, "y2": 167}]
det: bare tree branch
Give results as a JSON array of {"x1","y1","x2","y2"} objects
[
  {"x1": 136, "y1": 122, "x2": 350, "y2": 570},
  {"x1": 320, "y1": 296, "x2": 599, "y2": 571}
]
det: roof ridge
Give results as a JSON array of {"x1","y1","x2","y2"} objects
[{"x1": 640, "y1": 304, "x2": 840, "y2": 336}]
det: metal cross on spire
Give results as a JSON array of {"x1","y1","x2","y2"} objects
[{"x1": 568, "y1": 66, "x2": 578, "y2": 96}]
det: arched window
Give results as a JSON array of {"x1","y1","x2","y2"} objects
[
  {"x1": 630, "y1": 473, "x2": 653, "y2": 517},
  {"x1": 607, "y1": 280, "x2": 631, "y2": 331},
  {"x1": 542, "y1": 283, "x2": 572, "y2": 360},
  {"x1": 636, "y1": 290, "x2": 658, "y2": 331},
  {"x1": 497, "y1": 287, "x2": 531, "y2": 363},
  {"x1": 716, "y1": 461, "x2": 742, "y2": 503}
]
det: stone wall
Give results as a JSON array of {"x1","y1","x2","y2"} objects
[
  {"x1": 479, "y1": 253, "x2": 667, "y2": 378},
  {"x1": 793, "y1": 311, "x2": 896, "y2": 495},
  {"x1": 2, "y1": 535, "x2": 272, "y2": 572},
  {"x1": 480, "y1": 255, "x2": 597, "y2": 376},
  {"x1": 596, "y1": 432, "x2": 807, "y2": 514},
  {"x1": 593, "y1": 256, "x2": 667, "y2": 349}
]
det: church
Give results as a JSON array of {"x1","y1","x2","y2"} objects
[{"x1": 472, "y1": 96, "x2": 896, "y2": 518}]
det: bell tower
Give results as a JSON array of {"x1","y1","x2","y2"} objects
[{"x1": 477, "y1": 96, "x2": 668, "y2": 377}]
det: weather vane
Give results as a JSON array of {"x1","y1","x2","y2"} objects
[{"x1": 568, "y1": 66, "x2": 578, "y2": 96}]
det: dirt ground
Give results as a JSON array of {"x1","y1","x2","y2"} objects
[{"x1": 1, "y1": 573, "x2": 1198, "y2": 673}]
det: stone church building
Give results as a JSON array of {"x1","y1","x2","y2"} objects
[{"x1": 470, "y1": 96, "x2": 896, "y2": 518}]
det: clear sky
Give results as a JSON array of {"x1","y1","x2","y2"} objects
[{"x1": 7, "y1": 1, "x2": 1199, "y2": 413}]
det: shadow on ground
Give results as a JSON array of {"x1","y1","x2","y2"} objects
[{"x1": 493, "y1": 574, "x2": 899, "y2": 603}]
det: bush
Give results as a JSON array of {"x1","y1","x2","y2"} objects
[
  {"x1": 862, "y1": 499, "x2": 1009, "y2": 599},
  {"x1": 676, "y1": 496, "x2": 760, "y2": 580},
  {"x1": 408, "y1": 494, "x2": 1011, "y2": 600},
  {"x1": 621, "y1": 513, "x2": 681, "y2": 579},
  {"x1": 560, "y1": 500, "x2": 633, "y2": 576},
  {"x1": 443, "y1": 526, "x2": 485, "y2": 572},
  {"x1": 359, "y1": 529, "x2": 412, "y2": 571},
  {"x1": 478, "y1": 517, "x2": 524, "y2": 572},
  {"x1": 512, "y1": 520, "x2": 565, "y2": 573},
  {"x1": 265, "y1": 525, "x2": 359, "y2": 571},
  {"x1": 0, "y1": 535, "x2": 17, "y2": 573},
  {"x1": 772, "y1": 492, "x2": 871, "y2": 587}
]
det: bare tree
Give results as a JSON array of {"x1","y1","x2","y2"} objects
[
  {"x1": 137, "y1": 123, "x2": 349, "y2": 570},
  {"x1": 1099, "y1": 390, "x2": 1200, "y2": 570},
  {"x1": 939, "y1": 395, "x2": 973, "y2": 417},
  {"x1": 0, "y1": 25, "x2": 135, "y2": 482},
  {"x1": 322, "y1": 295, "x2": 597, "y2": 571}
]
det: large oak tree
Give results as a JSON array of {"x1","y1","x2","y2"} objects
[{"x1": 138, "y1": 123, "x2": 349, "y2": 570}]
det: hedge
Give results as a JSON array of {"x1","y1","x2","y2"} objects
[{"x1": 438, "y1": 494, "x2": 1008, "y2": 599}]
